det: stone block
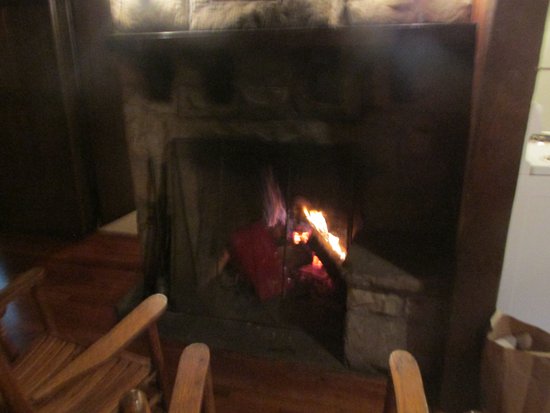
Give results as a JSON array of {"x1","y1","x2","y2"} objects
[
  {"x1": 348, "y1": 289, "x2": 405, "y2": 317},
  {"x1": 190, "y1": 0, "x2": 345, "y2": 30},
  {"x1": 417, "y1": 0, "x2": 471, "y2": 23},
  {"x1": 346, "y1": 0, "x2": 471, "y2": 25},
  {"x1": 345, "y1": 311, "x2": 407, "y2": 370},
  {"x1": 347, "y1": 0, "x2": 418, "y2": 25},
  {"x1": 110, "y1": 0, "x2": 189, "y2": 31},
  {"x1": 344, "y1": 245, "x2": 424, "y2": 293}
]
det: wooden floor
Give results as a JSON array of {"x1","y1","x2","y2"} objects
[{"x1": 0, "y1": 231, "x2": 387, "y2": 413}]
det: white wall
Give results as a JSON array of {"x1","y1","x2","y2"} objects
[{"x1": 496, "y1": 5, "x2": 550, "y2": 332}]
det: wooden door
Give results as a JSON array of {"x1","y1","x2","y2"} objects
[
  {"x1": 0, "y1": 0, "x2": 95, "y2": 237},
  {"x1": 69, "y1": 0, "x2": 135, "y2": 224}
]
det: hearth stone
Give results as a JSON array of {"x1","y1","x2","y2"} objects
[
  {"x1": 343, "y1": 244, "x2": 449, "y2": 377},
  {"x1": 158, "y1": 312, "x2": 346, "y2": 369},
  {"x1": 346, "y1": 0, "x2": 418, "y2": 25},
  {"x1": 190, "y1": 0, "x2": 345, "y2": 30},
  {"x1": 417, "y1": 0, "x2": 472, "y2": 23},
  {"x1": 109, "y1": 0, "x2": 471, "y2": 32},
  {"x1": 110, "y1": 0, "x2": 190, "y2": 31},
  {"x1": 346, "y1": 0, "x2": 471, "y2": 25}
]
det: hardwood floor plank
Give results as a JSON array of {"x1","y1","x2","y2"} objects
[
  {"x1": 209, "y1": 351, "x2": 386, "y2": 413},
  {"x1": 0, "y1": 232, "x2": 388, "y2": 412}
]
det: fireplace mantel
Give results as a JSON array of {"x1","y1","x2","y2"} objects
[{"x1": 108, "y1": 23, "x2": 475, "y2": 53}]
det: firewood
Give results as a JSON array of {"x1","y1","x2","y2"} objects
[{"x1": 307, "y1": 232, "x2": 344, "y2": 286}]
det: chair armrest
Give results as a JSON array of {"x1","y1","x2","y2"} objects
[
  {"x1": 169, "y1": 343, "x2": 215, "y2": 413},
  {"x1": 0, "y1": 267, "x2": 45, "y2": 311},
  {"x1": 388, "y1": 350, "x2": 429, "y2": 413},
  {"x1": 32, "y1": 293, "x2": 168, "y2": 401}
]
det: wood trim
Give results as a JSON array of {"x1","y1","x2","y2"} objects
[
  {"x1": 469, "y1": 0, "x2": 497, "y2": 134},
  {"x1": 147, "y1": 323, "x2": 171, "y2": 408},
  {"x1": 69, "y1": 0, "x2": 136, "y2": 223},
  {"x1": 108, "y1": 23, "x2": 476, "y2": 53},
  {"x1": 441, "y1": 0, "x2": 550, "y2": 410},
  {"x1": 48, "y1": 0, "x2": 96, "y2": 236}
]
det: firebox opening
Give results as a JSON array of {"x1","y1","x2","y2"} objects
[{"x1": 163, "y1": 137, "x2": 357, "y2": 361}]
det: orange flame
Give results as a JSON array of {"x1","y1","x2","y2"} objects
[
  {"x1": 303, "y1": 207, "x2": 346, "y2": 261},
  {"x1": 292, "y1": 231, "x2": 310, "y2": 245},
  {"x1": 312, "y1": 255, "x2": 323, "y2": 268}
]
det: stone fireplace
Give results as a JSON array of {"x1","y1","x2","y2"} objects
[{"x1": 109, "y1": 0, "x2": 475, "y2": 391}]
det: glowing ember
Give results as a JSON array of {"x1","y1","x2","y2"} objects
[
  {"x1": 312, "y1": 255, "x2": 323, "y2": 268},
  {"x1": 303, "y1": 207, "x2": 347, "y2": 261},
  {"x1": 292, "y1": 231, "x2": 310, "y2": 245}
]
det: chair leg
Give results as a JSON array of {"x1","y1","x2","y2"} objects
[
  {"x1": 147, "y1": 324, "x2": 171, "y2": 407},
  {"x1": 120, "y1": 389, "x2": 152, "y2": 413}
]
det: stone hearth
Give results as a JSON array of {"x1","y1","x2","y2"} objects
[{"x1": 343, "y1": 245, "x2": 449, "y2": 378}]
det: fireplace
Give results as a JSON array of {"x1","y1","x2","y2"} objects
[
  {"x1": 110, "y1": 4, "x2": 475, "y2": 390},
  {"x1": 154, "y1": 137, "x2": 357, "y2": 361}
]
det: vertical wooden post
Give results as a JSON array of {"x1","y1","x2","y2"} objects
[{"x1": 442, "y1": 0, "x2": 550, "y2": 410}]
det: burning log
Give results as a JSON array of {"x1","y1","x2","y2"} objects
[
  {"x1": 281, "y1": 243, "x2": 313, "y2": 271},
  {"x1": 297, "y1": 256, "x2": 335, "y2": 297},
  {"x1": 307, "y1": 231, "x2": 345, "y2": 287},
  {"x1": 297, "y1": 204, "x2": 347, "y2": 290}
]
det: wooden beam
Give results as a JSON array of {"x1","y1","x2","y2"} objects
[{"x1": 441, "y1": 0, "x2": 549, "y2": 411}]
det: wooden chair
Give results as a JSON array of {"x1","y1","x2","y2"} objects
[
  {"x1": 384, "y1": 350, "x2": 429, "y2": 413},
  {"x1": 0, "y1": 267, "x2": 170, "y2": 413},
  {"x1": 120, "y1": 343, "x2": 216, "y2": 413}
]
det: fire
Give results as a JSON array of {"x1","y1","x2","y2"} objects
[
  {"x1": 302, "y1": 207, "x2": 347, "y2": 261},
  {"x1": 292, "y1": 231, "x2": 310, "y2": 244},
  {"x1": 312, "y1": 255, "x2": 323, "y2": 268},
  {"x1": 263, "y1": 169, "x2": 286, "y2": 227}
]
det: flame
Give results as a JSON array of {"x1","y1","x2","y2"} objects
[
  {"x1": 292, "y1": 231, "x2": 310, "y2": 245},
  {"x1": 303, "y1": 207, "x2": 347, "y2": 261},
  {"x1": 312, "y1": 255, "x2": 323, "y2": 268},
  {"x1": 263, "y1": 169, "x2": 286, "y2": 227}
]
